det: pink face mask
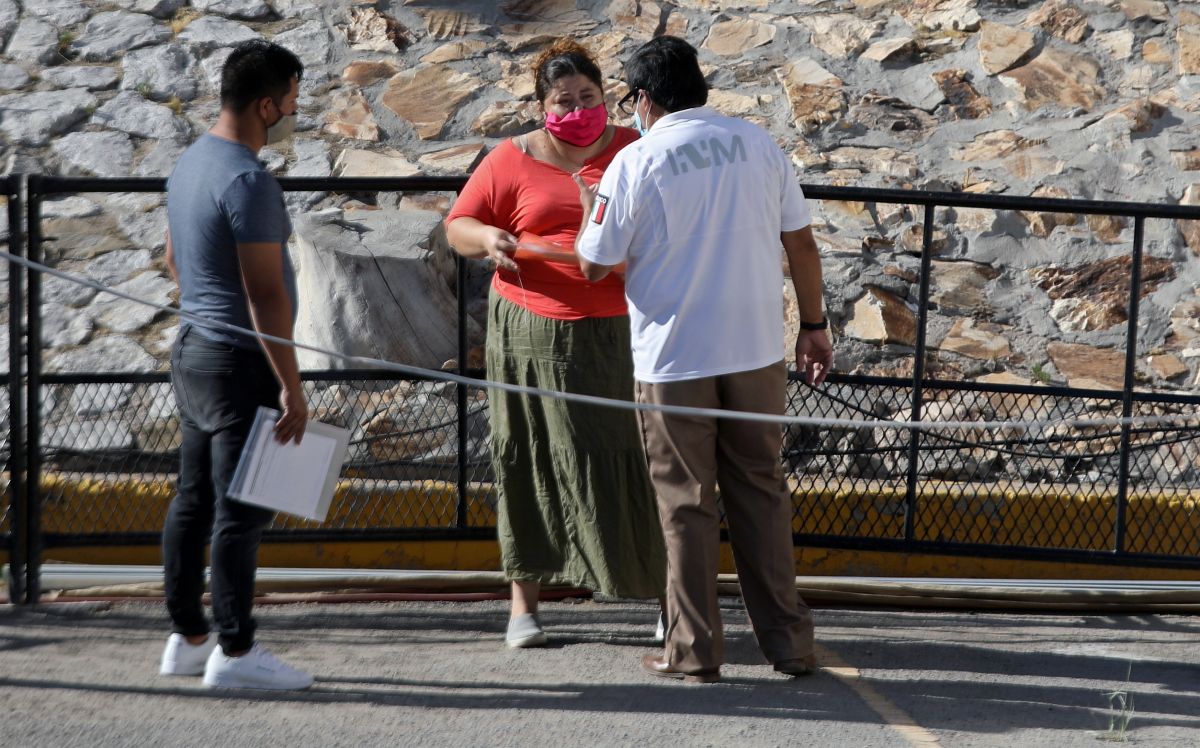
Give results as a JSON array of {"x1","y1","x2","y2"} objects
[{"x1": 544, "y1": 104, "x2": 608, "y2": 147}]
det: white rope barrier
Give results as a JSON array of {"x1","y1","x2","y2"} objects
[{"x1": 3, "y1": 248, "x2": 1198, "y2": 432}]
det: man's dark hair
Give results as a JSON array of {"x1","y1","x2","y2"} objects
[
  {"x1": 625, "y1": 36, "x2": 707, "y2": 113},
  {"x1": 220, "y1": 40, "x2": 304, "y2": 112}
]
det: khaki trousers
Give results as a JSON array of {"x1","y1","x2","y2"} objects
[{"x1": 636, "y1": 361, "x2": 814, "y2": 674}]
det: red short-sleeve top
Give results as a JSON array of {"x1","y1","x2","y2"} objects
[{"x1": 445, "y1": 127, "x2": 638, "y2": 320}]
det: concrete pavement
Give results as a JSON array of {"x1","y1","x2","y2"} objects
[{"x1": 1, "y1": 597, "x2": 1198, "y2": 746}]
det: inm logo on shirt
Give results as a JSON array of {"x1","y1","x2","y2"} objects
[{"x1": 665, "y1": 135, "x2": 747, "y2": 176}]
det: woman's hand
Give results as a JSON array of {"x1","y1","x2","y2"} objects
[{"x1": 481, "y1": 225, "x2": 520, "y2": 272}]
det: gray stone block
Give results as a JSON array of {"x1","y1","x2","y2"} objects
[
  {"x1": 0, "y1": 88, "x2": 98, "y2": 146},
  {"x1": 90, "y1": 90, "x2": 191, "y2": 141},
  {"x1": 69, "y1": 11, "x2": 171, "y2": 63}
]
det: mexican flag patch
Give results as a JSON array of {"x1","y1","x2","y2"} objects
[{"x1": 590, "y1": 194, "x2": 609, "y2": 224}]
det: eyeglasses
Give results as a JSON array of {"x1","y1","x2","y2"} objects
[{"x1": 617, "y1": 88, "x2": 639, "y2": 115}]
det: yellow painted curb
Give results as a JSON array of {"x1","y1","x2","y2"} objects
[{"x1": 5, "y1": 474, "x2": 1199, "y2": 579}]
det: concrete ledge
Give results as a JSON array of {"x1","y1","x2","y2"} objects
[{"x1": 6, "y1": 473, "x2": 1199, "y2": 579}]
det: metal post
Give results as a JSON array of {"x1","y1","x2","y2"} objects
[
  {"x1": 903, "y1": 203, "x2": 936, "y2": 541},
  {"x1": 455, "y1": 253, "x2": 469, "y2": 529},
  {"x1": 5, "y1": 175, "x2": 26, "y2": 604},
  {"x1": 1113, "y1": 216, "x2": 1144, "y2": 554},
  {"x1": 23, "y1": 175, "x2": 42, "y2": 603}
]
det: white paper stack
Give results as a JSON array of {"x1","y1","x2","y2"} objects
[{"x1": 228, "y1": 407, "x2": 351, "y2": 522}]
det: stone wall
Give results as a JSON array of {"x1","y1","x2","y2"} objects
[{"x1": 1, "y1": 0, "x2": 1199, "y2": 394}]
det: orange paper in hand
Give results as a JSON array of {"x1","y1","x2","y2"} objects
[
  {"x1": 514, "y1": 232, "x2": 625, "y2": 274},
  {"x1": 514, "y1": 232, "x2": 578, "y2": 264}
]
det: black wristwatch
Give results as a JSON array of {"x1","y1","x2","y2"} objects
[{"x1": 799, "y1": 317, "x2": 829, "y2": 331}]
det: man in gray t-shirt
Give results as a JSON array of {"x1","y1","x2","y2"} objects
[
  {"x1": 159, "y1": 40, "x2": 312, "y2": 692},
  {"x1": 167, "y1": 136, "x2": 298, "y2": 349}
]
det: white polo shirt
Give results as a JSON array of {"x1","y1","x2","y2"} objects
[{"x1": 577, "y1": 106, "x2": 811, "y2": 383}]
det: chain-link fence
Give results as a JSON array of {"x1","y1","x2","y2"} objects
[
  {"x1": 27, "y1": 373, "x2": 495, "y2": 541},
  {"x1": 5, "y1": 175, "x2": 1200, "y2": 604},
  {"x1": 784, "y1": 377, "x2": 1200, "y2": 560},
  {"x1": 23, "y1": 372, "x2": 1200, "y2": 559}
]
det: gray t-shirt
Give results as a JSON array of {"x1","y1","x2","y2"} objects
[{"x1": 167, "y1": 132, "x2": 297, "y2": 349}]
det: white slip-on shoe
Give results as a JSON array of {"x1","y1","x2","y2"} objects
[
  {"x1": 202, "y1": 643, "x2": 314, "y2": 691},
  {"x1": 160, "y1": 633, "x2": 217, "y2": 676},
  {"x1": 505, "y1": 613, "x2": 548, "y2": 649},
  {"x1": 653, "y1": 612, "x2": 666, "y2": 644}
]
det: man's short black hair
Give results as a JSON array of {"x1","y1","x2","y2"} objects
[
  {"x1": 625, "y1": 36, "x2": 707, "y2": 113},
  {"x1": 220, "y1": 40, "x2": 304, "y2": 112}
]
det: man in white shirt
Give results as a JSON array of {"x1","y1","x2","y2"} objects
[{"x1": 574, "y1": 36, "x2": 834, "y2": 684}]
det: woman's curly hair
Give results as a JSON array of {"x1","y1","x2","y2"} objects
[{"x1": 532, "y1": 38, "x2": 604, "y2": 102}]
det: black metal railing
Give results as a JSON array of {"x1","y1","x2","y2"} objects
[
  {"x1": 4, "y1": 173, "x2": 1200, "y2": 604},
  {"x1": 4, "y1": 173, "x2": 26, "y2": 604}
]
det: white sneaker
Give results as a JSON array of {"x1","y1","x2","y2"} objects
[
  {"x1": 202, "y1": 643, "x2": 314, "y2": 691},
  {"x1": 505, "y1": 613, "x2": 548, "y2": 649},
  {"x1": 653, "y1": 612, "x2": 666, "y2": 644},
  {"x1": 160, "y1": 633, "x2": 217, "y2": 676}
]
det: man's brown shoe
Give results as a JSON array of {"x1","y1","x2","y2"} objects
[
  {"x1": 773, "y1": 655, "x2": 817, "y2": 677},
  {"x1": 641, "y1": 654, "x2": 720, "y2": 684}
]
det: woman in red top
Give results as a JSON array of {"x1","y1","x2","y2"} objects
[{"x1": 446, "y1": 39, "x2": 666, "y2": 649}]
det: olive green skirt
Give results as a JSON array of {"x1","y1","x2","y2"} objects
[{"x1": 486, "y1": 292, "x2": 666, "y2": 599}]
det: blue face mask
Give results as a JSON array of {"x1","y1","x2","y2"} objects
[{"x1": 632, "y1": 97, "x2": 650, "y2": 136}]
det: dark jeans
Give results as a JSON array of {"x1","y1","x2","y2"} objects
[{"x1": 163, "y1": 326, "x2": 280, "y2": 653}]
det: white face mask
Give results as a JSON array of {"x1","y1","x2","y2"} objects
[{"x1": 266, "y1": 113, "x2": 296, "y2": 144}]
